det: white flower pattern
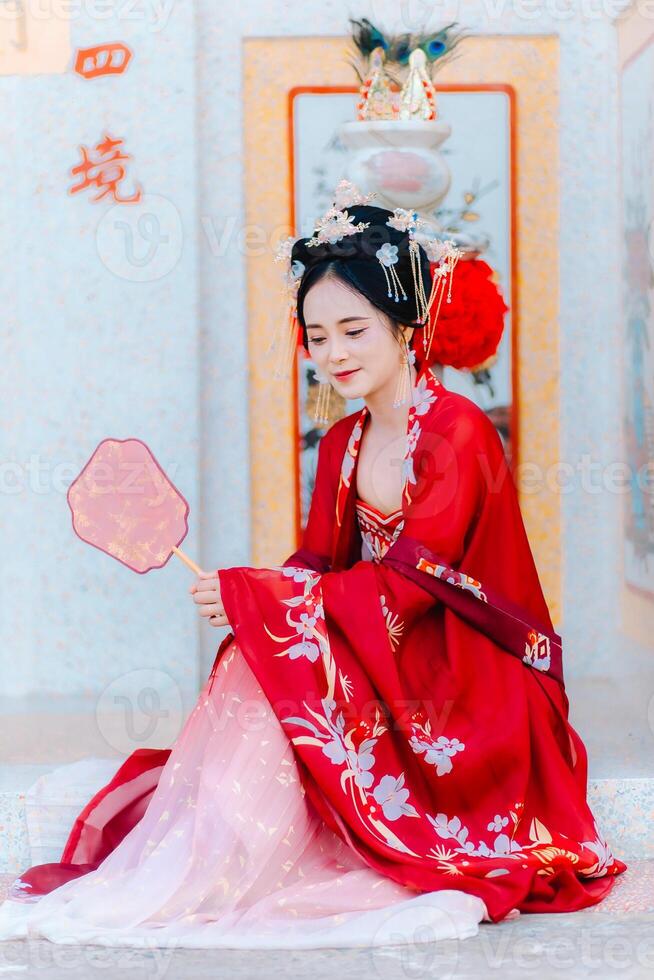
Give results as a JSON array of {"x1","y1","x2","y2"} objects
[
  {"x1": 379, "y1": 594, "x2": 405, "y2": 651},
  {"x1": 372, "y1": 773, "x2": 419, "y2": 821},
  {"x1": 408, "y1": 713, "x2": 465, "y2": 776},
  {"x1": 410, "y1": 734, "x2": 466, "y2": 776}
]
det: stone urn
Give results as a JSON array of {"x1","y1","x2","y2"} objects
[{"x1": 338, "y1": 119, "x2": 453, "y2": 213}]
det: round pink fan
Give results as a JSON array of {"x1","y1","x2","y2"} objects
[{"x1": 67, "y1": 437, "x2": 201, "y2": 575}]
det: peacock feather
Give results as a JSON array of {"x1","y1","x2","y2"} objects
[
  {"x1": 348, "y1": 17, "x2": 389, "y2": 56},
  {"x1": 347, "y1": 18, "x2": 468, "y2": 85}
]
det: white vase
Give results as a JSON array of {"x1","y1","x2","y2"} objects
[{"x1": 338, "y1": 119, "x2": 453, "y2": 214}]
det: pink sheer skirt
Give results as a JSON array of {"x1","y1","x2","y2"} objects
[{"x1": 0, "y1": 639, "x2": 487, "y2": 948}]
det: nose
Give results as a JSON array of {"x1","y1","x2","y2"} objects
[{"x1": 327, "y1": 338, "x2": 349, "y2": 365}]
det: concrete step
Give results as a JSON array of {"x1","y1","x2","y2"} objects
[{"x1": 0, "y1": 761, "x2": 652, "y2": 876}]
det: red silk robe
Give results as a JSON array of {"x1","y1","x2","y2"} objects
[
  {"x1": 215, "y1": 360, "x2": 627, "y2": 922},
  {"x1": 12, "y1": 359, "x2": 626, "y2": 923}
]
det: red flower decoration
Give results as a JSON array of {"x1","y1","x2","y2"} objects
[{"x1": 420, "y1": 258, "x2": 510, "y2": 371}]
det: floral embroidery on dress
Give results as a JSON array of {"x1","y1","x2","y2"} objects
[
  {"x1": 265, "y1": 566, "x2": 324, "y2": 665},
  {"x1": 354, "y1": 503, "x2": 406, "y2": 648},
  {"x1": 523, "y1": 628, "x2": 551, "y2": 673},
  {"x1": 7, "y1": 877, "x2": 34, "y2": 902},
  {"x1": 370, "y1": 773, "x2": 419, "y2": 821},
  {"x1": 579, "y1": 818, "x2": 617, "y2": 878},
  {"x1": 416, "y1": 557, "x2": 488, "y2": 602},
  {"x1": 412, "y1": 372, "x2": 440, "y2": 417},
  {"x1": 402, "y1": 373, "x2": 440, "y2": 503},
  {"x1": 273, "y1": 563, "x2": 620, "y2": 878},
  {"x1": 422, "y1": 801, "x2": 616, "y2": 881},
  {"x1": 280, "y1": 686, "x2": 422, "y2": 853},
  {"x1": 335, "y1": 415, "x2": 365, "y2": 528},
  {"x1": 356, "y1": 499, "x2": 403, "y2": 563},
  {"x1": 428, "y1": 805, "x2": 520, "y2": 862},
  {"x1": 279, "y1": 565, "x2": 321, "y2": 585},
  {"x1": 408, "y1": 713, "x2": 465, "y2": 776},
  {"x1": 379, "y1": 593, "x2": 405, "y2": 651}
]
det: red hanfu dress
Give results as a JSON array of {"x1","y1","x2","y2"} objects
[
  {"x1": 214, "y1": 358, "x2": 626, "y2": 920},
  {"x1": 0, "y1": 357, "x2": 626, "y2": 946}
]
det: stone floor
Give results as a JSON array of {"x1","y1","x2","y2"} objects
[
  {"x1": 1, "y1": 689, "x2": 652, "y2": 977},
  {"x1": 0, "y1": 861, "x2": 652, "y2": 979}
]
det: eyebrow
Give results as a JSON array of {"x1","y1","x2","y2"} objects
[{"x1": 305, "y1": 316, "x2": 371, "y2": 331}]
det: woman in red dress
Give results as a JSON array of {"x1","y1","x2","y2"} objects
[{"x1": 0, "y1": 188, "x2": 626, "y2": 948}]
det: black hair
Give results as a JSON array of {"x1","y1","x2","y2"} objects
[
  {"x1": 296, "y1": 259, "x2": 408, "y2": 352},
  {"x1": 291, "y1": 204, "x2": 432, "y2": 353}
]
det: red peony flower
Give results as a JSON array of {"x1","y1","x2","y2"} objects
[{"x1": 419, "y1": 258, "x2": 510, "y2": 371}]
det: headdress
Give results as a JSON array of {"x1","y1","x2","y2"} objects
[{"x1": 269, "y1": 179, "x2": 463, "y2": 387}]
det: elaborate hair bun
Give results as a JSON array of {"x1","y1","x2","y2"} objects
[{"x1": 292, "y1": 204, "x2": 432, "y2": 331}]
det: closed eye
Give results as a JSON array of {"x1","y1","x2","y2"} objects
[{"x1": 308, "y1": 329, "x2": 365, "y2": 345}]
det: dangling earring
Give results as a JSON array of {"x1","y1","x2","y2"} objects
[
  {"x1": 313, "y1": 368, "x2": 333, "y2": 425},
  {"x1": 393, "y1": 333, "x2": 414, "y2": 408}
]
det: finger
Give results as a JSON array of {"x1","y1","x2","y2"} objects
[
  {"x1": 209, "y1": 615, "x2": 228, "y2": 627},
  {"x1": 188, "y1": 574, "x2": 210, "y2": 594},
  {"x1": 199, "y1": 603, "x2": 224, "y2": 618},
  {"x1": 193, "y1": 577, "x2": 220, "y2": 595},
  {"x1": 193, "y1": 590, "x2": 220, "y2": 605}
]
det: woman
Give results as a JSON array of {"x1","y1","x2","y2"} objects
[{"x1": 0, "y1": 188, "x2": 626, "y2": 948}]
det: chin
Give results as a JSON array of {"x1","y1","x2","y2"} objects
[{"x1": 333, "y1": 372, "x2": 368, "y2": 399}]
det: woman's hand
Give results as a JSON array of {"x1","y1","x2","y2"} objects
[{"x1": 189, "y1": 570, "x2": 230, "y2": 628}]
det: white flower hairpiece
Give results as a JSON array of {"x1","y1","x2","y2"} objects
[
  {"x1": 272, "y1": 236, "x2": 302, "y2": 310},
  {"x1": 415, "y1": 235, "x2": 463, "y2": 266},
  {"x1": 376, "y1": 241, "x2": 408, "y2": 303},
  {"x1": 385, "y1": 209, "x2": 466, "y2": 318},
  {"x1": 332, "y1": 178, "x2": 377, "y2": 210},
  {"x1": 305, "y1": 209, "x2": 370, "y2": 247},
  {"x1": 274, "y1": 180, "x2": 375, "y2": 275},
  {"x1": 274, "y1": 234, "x2": 298, "y2": 265},
  {"x1": 305, "y1": 179, "x2": 376, "y2": 247},
  {"x1": 386, "y1": 207, "x2": 426, "y2": 234}
]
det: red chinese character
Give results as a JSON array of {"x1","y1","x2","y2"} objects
[
  {"x1": 69, "y1": 133, "x2": 142, "y2": 204},
  {"x1": 74, "y1": 43, "x2": 133, "y2": 79}
]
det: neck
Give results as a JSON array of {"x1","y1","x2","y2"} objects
[{"x1": 364, "y1": 359, "x2": 419, "y2": 435}]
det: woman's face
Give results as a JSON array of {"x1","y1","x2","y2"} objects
[{"x1": 303, "y1": 274, "x2": 410, "y2": 402}]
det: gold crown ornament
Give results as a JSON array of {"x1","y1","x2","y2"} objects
[
  {"x1": 356, "y1": 47, "x2": 437, "y2": 122},
  {"x1": 399, "y1": 49, "x2": 437, "y2": 121},
  {"x1": 356, "y1": 46, "x2": 398, "y2": 121}
]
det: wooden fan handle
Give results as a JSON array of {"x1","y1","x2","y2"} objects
[{"x1": 171, "y1": 545, "x2": 202, "y2": 575}]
